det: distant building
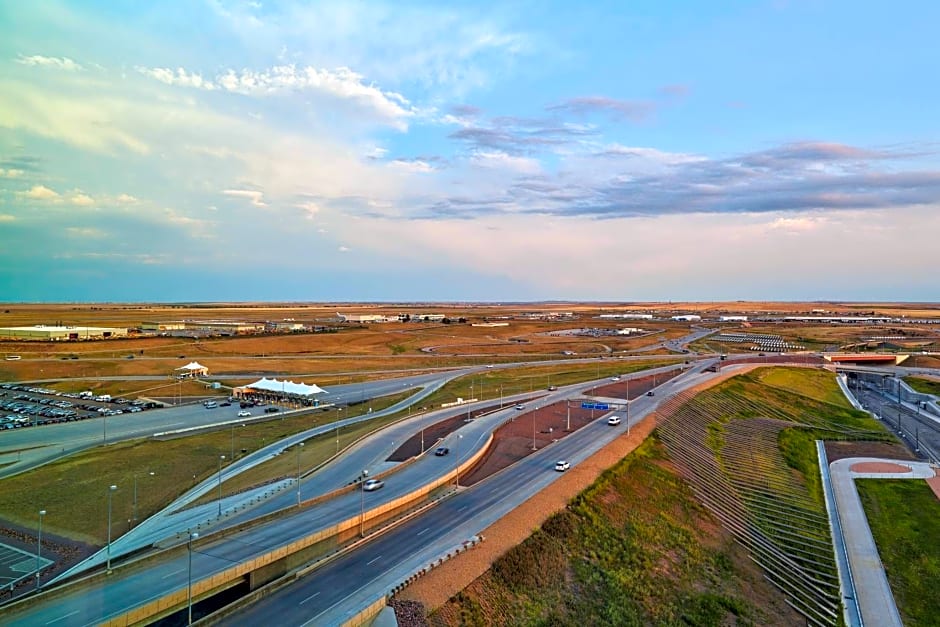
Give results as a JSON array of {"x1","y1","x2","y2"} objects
[
  {"x1": 598, "y1": 313, "x2": 654, "y2": 320},
  {"x1": 671, "y1": 315, "x2": 702, "y2": 322},
  {"x1": 719, "y1": 316, "x2": 749, "y2": 322},
  {"x1": 472, "y1": 322, "x2": 510, "y2": 327},
  {"x1": 337, "y1": 313, "x2": 391, "y2": 323},
  {"x1": 0, "y1": 325, "x2": 128, "y2": 341}
]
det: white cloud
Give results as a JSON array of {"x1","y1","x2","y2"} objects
[
  {"x1": 390, "y1": 159, "x2": 435, "y2": 174},
  {"x1": 65, "y1": 226, "x2": 106, "y2": 238},
  {"x1": 70, "y1": 193, "x2": 95, "y2": 206},
  {"x1": 223, "y1": 189, "x2": 268, "y2": 207},
  {"x1": 18, "y1": 184, "x2": 60, "y2": 200},
  {"x1": 297, "y1": 201, "x2": 320, "y2": 219},
  {"x1": 138, "y1": 64, "x2": 415, "y2": 128},
  {"x1": 0, "y1": 214, "x2": 15, "y2": 222},
  {"x1": 338, "y1": 245, "x2": 350, "y2": 252},
  {"x1": 116, "y1": 193, "x2": 138, "y2": 203},
  {"x1": 470, "y1": 150, "x2": 540, "y2": 174},
  {"x1": 17, "y1": 54, "x2": 83, "y2": 71},
  {"x1": 136, "y1": 67, "x2": 215, "y2": 90},
  {"x1": 0, "y1": 169, "x2": 24, "y2": 178}
]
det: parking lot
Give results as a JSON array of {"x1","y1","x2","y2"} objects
[
  {"x1": 0, "y1": 540, "x2": 52, "y2": 592},
  {"x1": 0, "y1": 384, "x2": 159, "y2": 431}
]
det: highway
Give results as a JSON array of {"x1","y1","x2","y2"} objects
[{"x1": 0, "y1": 362, "x2": 709, "y2": 626}]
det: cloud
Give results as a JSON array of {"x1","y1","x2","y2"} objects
[
  {"x1": 17, "y1": 55, "x2": 83, "y2": 71},
  {"x1": 0, "y1": 214, "x2": 15, "y2": 222},
  {"x1": 469, "y1": 150, "x2": 540, "y2": 174},
  {"x1": 65, "y1": 226, "x2": 106, "y2": 238},
  {"x1": 138, "y1": 64, "x2": 415, "y2": 128},
  {"x1": 0, "y1": 156, "x2": 42, "y2": 172},
  {"x1": 18, "y1": 184, "x2": 59, "y2": 200},
  {"x1": 0, "y1": 169, "x2": 24, "y2": 178},
  {"x1": 136, "y1": 67, "x2": 215, "y2": 90},
  {"x1": 116, "y1": 193, "x2": 138, "y2": 203},
  {"x1": 450, "y1": 116, "x2": 595, "y2": 154},
  {"x1": 223, "y1": 189, "x2": 268, "y2": 207},
  {"x1": 69, "y1": 193, "x2": 95, "y2": 206},
  {"x1": 338, "y1": 245, "x2": 350, "y2": 252},
  {"x1": 547, "y1": 96, "x2": 656, "y2": 122},
  {"x1": 390, "y1": 159, "x2": 435, "y2": 174},
  {"x1": 296, "y1": 200, "x2": 320, "y2": 219}
]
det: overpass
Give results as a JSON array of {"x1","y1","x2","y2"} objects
[{"x1": 824, "y1": 353, "x2": 910, "y2": 365}]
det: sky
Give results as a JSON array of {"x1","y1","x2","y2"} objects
[{"x1": 1, "y1": 0, "x2": 938, "y2": 303}]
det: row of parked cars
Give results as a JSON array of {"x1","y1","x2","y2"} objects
[{"x1": 0, "y1": 384, "x2": 157, "y2": 429}]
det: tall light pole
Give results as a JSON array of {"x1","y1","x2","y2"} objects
[
  {"x1": 36, "y1": 509, "x2": 45, "y2": 589},
  {"x1": 295, "y1": 442, "x2": 305, "y2": 507},
  {"x1": 103, "y1": 413, "x2": 107, "y2": 445},
  {"x1": 217, "y1": 455, "x2": 226, "y2": 516},
  {"x1": 455, "y1": 434, "x2": 464, "y2": 488},
  {"x1": 467, "y1": 382, "x2": 473, "y2": 421},
  {"x1": 532, "y1": 408, "x2": 538, "y2": 450},
  {"x1": 132, "y1": 471, "x2": 155, "y2": 523},
  {"x1": 359, "y1": 469, "x2": 369, "y2": 537},
  {"x1": 566, "y1": 399, "x2": 571, "y2": 431},
  {"x1": 106, "y1": 484, "x2": 117, "y2": 572},
  {"x1": 187, "y1": 531, "x2": 199, "y2": 625}
]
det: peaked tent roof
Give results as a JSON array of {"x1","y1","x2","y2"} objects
[
  {"x1": 243, "y1": 377, "x2": 326, "y2": 396},
  {"x1": 176, "y1": 361, "x2": 208, "y2": 371}
]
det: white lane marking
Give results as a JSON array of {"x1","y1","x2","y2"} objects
[
  {"x1": 45, "y1": 610, "x2": 79, "y2": 624},
  {"x1": 299, "y1": 590, "x2": 320, "y2": 605},
  {"x1": 458, "y1": 505, "x2": 468, "y2": 512},
  {"x1": 366, "y1": 555, "x2": 382, "y2": 566},
  {"x1": 417, "y1": 528, "x2": 429, "y2": 536},
  {"x1": 161, "y1": 568, "x2": 185, "y2": 579}
]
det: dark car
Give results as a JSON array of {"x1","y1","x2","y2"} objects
[
  {"x1": 646, "y1": 391, "x2": 655, "y2": 397},
  {"x1": 220, "y1": 402, "x2": 231, "y2": 407},
  {"x1": 264, "y1": 406, "x2": 279, "y2": 413},
  {"x1": 435, "y1": 447, "x2": 450, "y2": 456}
]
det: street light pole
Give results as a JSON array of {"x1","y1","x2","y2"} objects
[
  {"x1": 296, "y1": 442, "x2": 305, "y2": 507},
  {"x1": 359, "y1": 469, "x2": 368, "y2": 537},
  {"x1": 106, "y1": 484, "x2": 117, "y2": 572},
  {"x1": 187, "y1": 531, "x2": 199, "y2": 625},
  {"x1": 36, "y1": 509, "x2": 45, "y2": 589},
  {"x1": 217, "y1": 455, "x2": 226, "y2": 516},
  {"x1": 132, "y1": 471, "x2": 155, "y2": 523}
]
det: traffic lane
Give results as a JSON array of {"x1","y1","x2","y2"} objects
[{"x1": 230, "y1": 419, "x2": 623, "y2": 624}]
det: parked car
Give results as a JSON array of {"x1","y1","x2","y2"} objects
[
  {"x1": 362, "y1": 479, "x2": 384, "y2": 492},
  {"x1": 237, "y1": 410, "x2": 251, "y2": 417},
  {"x1": 434, "y1": 447, "x2": 450, "y2": 456},
  {"x1": 555, "y1": 460, "x2": 570, "y2": 472},
  {"x1": 607, "y1": 415, "x2": 621, "y2": 426}
]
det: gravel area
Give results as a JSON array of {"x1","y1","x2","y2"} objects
[{"x1": 850, "y1": 461, "x2": 912, "y2": 473}]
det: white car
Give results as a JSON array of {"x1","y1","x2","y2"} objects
[
  {"x1": 555, "y1": 460, "x2": 570, "y2": 472},
  {"x1": 607, "y1": 415, "x2": 621, "y2": 426},
  {"x1": 362, "y1": 479, "x2": 385, "y2": 492},
  {"x1": 237, "y1": 410, "x2": 251, "y2": 417},
  {"x1": 515, "y1": 404, "x2": 525, "y2": 410},
  {"x1": 610, "y1": 376, "x2": 620, "y2": 381}
]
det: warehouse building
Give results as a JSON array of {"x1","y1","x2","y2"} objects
[{"x1": 0, "y1": 325, "x2": 129, "y2": 341}]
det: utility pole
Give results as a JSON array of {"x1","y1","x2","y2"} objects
[{"x1": 566, "y1": 400, "x2": 571, "y2": 431}]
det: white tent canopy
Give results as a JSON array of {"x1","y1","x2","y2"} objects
[
  {"x1": 243, "y1": 377, "x2": 326, "y2": 397},
  {"x1": 176, "y1": 361, "x2": 208, "y2": 372}
]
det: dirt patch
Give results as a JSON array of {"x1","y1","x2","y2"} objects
[
  {"x1": 850, "y1": 461, "x2": 912, "y2": 473},
  {"x1": 825, "y1": 440, "x2": 918, "y2": 463},
  {"x1": 927, "y1": 474, "x2": 940, "y2": 501}
]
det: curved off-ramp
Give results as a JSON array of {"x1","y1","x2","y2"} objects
[{"x1": 826, "y1": 455, "x2": 937, "y2": 627}]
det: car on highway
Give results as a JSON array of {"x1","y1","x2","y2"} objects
[
  {"x1": 555, "y1": 460, "x2": 570, "y2": 472},
  {"x1": 434, "y1": 447, "x2": 450, "y2": 456},
  {"x1": 515, "y1": 404, "x2": 525, "y2": 410},
  {"x1": 646, "y1": 391, "x2": 655, "y2": 396},
  {"x1": 362, "y1": 479, "x2": 384, "y2": 491},
  {"x1": 607, "y1": 415, "x2": 621, "y2": 426},
  {"x1": 610, "y1": 376, "x2": 620, "y2": 381},
  {"x1": 264, "y1": 407, "x2": 279, "y2": 414},
  {"x1": 237, "y1": 410, "x2": 251, "y2": 417},
  {"x1": 547, "y1": 385, "x2": 557, "y2": 391}
]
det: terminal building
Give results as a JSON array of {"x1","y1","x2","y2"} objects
[{"x1": 0, "y1": 325, "x2": 129, "y2": 341}]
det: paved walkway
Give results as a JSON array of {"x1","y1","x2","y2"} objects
[{"x1": 828, "y1": 456, "x2": 937, "y2": 627}]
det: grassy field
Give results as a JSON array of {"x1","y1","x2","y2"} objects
[
  {"x1": 753, "y1": 366, "x2": 854, "y2": 408},
  {"x1": 903, "y1": 376, "x2": 940, "y2": 396},
  {"x1": 431, "y1": 437, "x2": 798, "y2": 626},
  {"x1": 857, "y1": 479, "x2": 940, "y2": 626}
]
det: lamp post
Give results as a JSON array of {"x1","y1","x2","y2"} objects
[
  {"x1": 132, "y1": 471, "x2": 155, "y2": 523},
  {"x1": 106, "y1": 484, "x2": 117, "y2": 572},
  {"x1": 36, "y1": 509, "x2": 45, "y2": 589},
  {"x1": 187, "y1": 531, "x2": 199, "y2": 625},
  {"x1": 532, "y1": 409, "x2": 538, "y2": 450},
  {"x1": 103, "y1": 413, "x2": 107, "y2": 445},
  {"x1": 359, "y1": 469, "x2": 369, "y2": 537},
  {"x1": 420, "y1": 427, "x2": 425, "y2": 453},
  {"x1": 454, "y1": 434, "x2": 463, "y2": 488},
  {"x1": 467, "y1": 382, "x2": 473, "y2": 421},
  {"x1": 217, "y1": 455, "x2": 226, "y2": 516},
  {"x1": 296, "y1": 442, "x2": 305, "y2": 507}
]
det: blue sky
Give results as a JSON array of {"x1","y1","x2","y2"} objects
[{"x1": 1, "y1": 0, "x2": 938, "y2": 302}]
